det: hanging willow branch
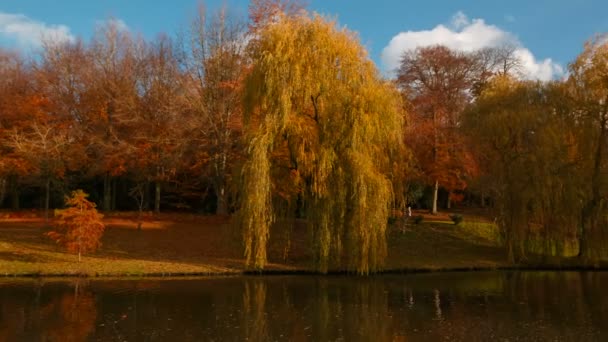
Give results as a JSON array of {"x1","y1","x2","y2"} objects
[{"x1": 238, "y1": 12, "x2": 405, "y2": 274}]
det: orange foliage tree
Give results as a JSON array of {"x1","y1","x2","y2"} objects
[
  {"x1": 0, "y1": 49, "x2": 42, "y2": 209},
  {"x1": 47, "y1": 190, "x2": 105, "y2": 261},
  {"x1": 398, "y1": 45, "x2": 479, "y2": 213}
]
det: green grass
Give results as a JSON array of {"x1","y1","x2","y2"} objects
[
  {"x1": 459, "y1": 221, "x2": 502, "y2": 245},
  {"x1": 386, "y1": 219, "x2": 506, "y2": 270}
]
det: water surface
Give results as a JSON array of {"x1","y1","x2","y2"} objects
[{"x1": 0, "y1": 271, "x2": 606, "y2": 341}]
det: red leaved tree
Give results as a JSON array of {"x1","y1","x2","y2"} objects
[
  {"x1": 47, "y1": 190, "x2": 105, "y2": 261},
  {"x1": 398, "y1": 45, "x2": 479, "y2": 213}
]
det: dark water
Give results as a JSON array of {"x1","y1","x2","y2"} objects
[{"x1": 0, "y1": 272, "x2": 606, "y2": 341}]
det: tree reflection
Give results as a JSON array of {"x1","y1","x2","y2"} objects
[
  {"x1": 0, "y1": 273, "x2": 607, "y2": 340},
  {"x1": 242, "y1": 279, "x2": 269, "y2": 341},
  {"x1": 39, "y1": 280, "x2": 96, "y2": 342}
]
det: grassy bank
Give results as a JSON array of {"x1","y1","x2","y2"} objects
[{"x1": 0, "y1": 210, "x2": 592, "y2": 277}]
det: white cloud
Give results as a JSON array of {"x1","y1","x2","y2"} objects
[
  {"x1": 513, "y1": 49, "x2": 563, "y2": 82},
  {"x1": 451, "y1": 11, "x2": 470, "y2": 30},
  {"x1": 0, "y1": 12, "x2": 74, "y2": 47},
  {"x1": 381, "y1": 12, "x2": 562, "y2": 81}
]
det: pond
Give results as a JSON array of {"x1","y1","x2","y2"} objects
[{"x1": 0, "y1": 271, "x2": 606, "y2": 341}]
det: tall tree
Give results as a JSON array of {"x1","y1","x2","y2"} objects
[
  {"x1": 9, "y1": 120, "x2": 73, "y2": 222},
  {"x1": 240, "y1": 12, "x2": 404, "y2": 274},
  {"x1": 179, "y1": 5, "x2": 246, "y2": 215},
  {"x1": 132, "y1": 34, "x2": 185, "y2": 213},
  {"x1": 397, "y1": 46, "x2": 478, "y2": 214},
  {"x1": 464, "y1": 75, "x2": 580, "y2": 262},
  {"x1": 567, "y1": 37, "x2": 608, "y2": 262},
  {"x1": 0, "y1": 50, "x2": 29, "y2": 209},
  {"x1": 88, "y1": 21, "x2": 139, "y2": 211}
]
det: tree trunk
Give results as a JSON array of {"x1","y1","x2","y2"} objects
[
  {"x1": 78, "y1": 205, "x2": 82, "y2": 262},
  {"x1": 214, "y1": 152, "x2": 229, "y2": 215},
  {"x1": 44, "y1": 177, "x2": 50, "y2": 223},
  {"x1": 144, "y1": 182, "x2": 150, "y2": 211},
  {"x1": 11, "y1": 187, "x2": 19, "y2": 210},
  {"x1": 480, "y1": 187, "x2": 486, "y2": 208},
  {"x1": 154, "y1": 181, "x2": 161, "y2": 214},
  {"x1": 138, "y1": 193, "x2": 144, "y2": 230},
  {"x1": 579, "y1": 113, "x2": 606, "y2": 261},
  {"x1": 137, "y1": 208, "x2": 143, "y2": 231},
  {"x1": 578, "y1": 202, "x2": 597, "y2": 261},
  {"x1": 446, "y1": 191, "x2": 452, "y2": 209},
  {"x1": 431, "y1": 180, "x2": 439, "y2": 215},
  {"x1": 0, "y1": 178, "x2": 6, "y2": 208},
  {"x1": 111, "y1": 178, "x2": 117, "y2": 211},
  {"x1": 216, "y1": 184, "x2": 228, "y2": 215},
  {"x1": 103, "y1": 173, "x2": 112, "y2": 211}
]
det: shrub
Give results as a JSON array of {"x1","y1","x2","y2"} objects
[
  {"x1": 449, "y1": 213, "x2": 463, "y2": 225},
  {"x1": 413, "y1": 215, "x2": 424, "y2": 224}
]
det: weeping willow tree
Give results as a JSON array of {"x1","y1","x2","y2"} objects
[
  {"x1": 464, "y1": 75, "x2": 582, "y2": 262},
  {"x1": 239, "y1": 12, "x2": 404, "y2": 274}
]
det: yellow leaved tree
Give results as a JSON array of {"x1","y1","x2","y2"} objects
[{"x1": 239, "y1": 11, "x2": 404, "y2": 274}]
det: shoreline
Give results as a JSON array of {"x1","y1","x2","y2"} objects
[{"x1": 2, "y1": 264, "x2": 608, "y2": 279}]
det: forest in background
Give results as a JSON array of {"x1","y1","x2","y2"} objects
[{"x1": 2, "y1": 0, "x2": 608, "y2": 273}]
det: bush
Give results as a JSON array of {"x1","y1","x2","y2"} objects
[
  {"x1": 449, "y1": 214, "x2": 463, "y2": 225},
  {"x1": 413, "y1": 215, "x2": 424, "y2": 224}
]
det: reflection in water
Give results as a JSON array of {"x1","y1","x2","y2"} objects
[
  {"x1": 0, "y1": 272, "x2": 606, "y2": 341},
  {"x1": 242, "y1": 280, "x2": 268, "y2": 341},
  {"x1": 0, "y1": 279, "x2": 96, "y2": 342}
]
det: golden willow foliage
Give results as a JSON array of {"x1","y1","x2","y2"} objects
[
  {"x1": 464, "y1": 76, "x2": 581, "y2": 262},
  {"x1": 239, "y1": 13, "x2": 404, "y2": 274},
  {"x1": 566, "y1": 37, "x2": 608, "y2": 261}
]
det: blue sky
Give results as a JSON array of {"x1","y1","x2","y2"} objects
[{"x1": 1, "y1": 0, "x2": 607, "y2": 79}]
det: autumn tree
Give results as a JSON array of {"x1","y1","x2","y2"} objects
[
  {"x1": 17, "y1": 40, "x2": 99, "y2": 221},
  {"x1": 36, "y1": 39, "x2": 96, "y2": 178},
  {"x1": 47, "y1": 190, "x2": 105, "y2": 261},
  {"x1": 397, "y1": 45, "x2": 479, "y2": 214},
  {"x1": 0, "y1": 45, "x2": 79, "y2": 221},
  {"x1": 0, "y1": 50, "x2": 40, "y2": 209},
  {"x1": 566, "y1": 37, "x2": 608, "y2": 262},
  {"x1": 239, "y1": 12, "x2": 403, "y2": 274},
  {"x1": 178, "y1": 5, "x2": 247, "y2": 214},
  {"x1": 131, "y1": 34, "x2": 185, "y2": 213},
  {"x1": 463, "y1": 75, "x2": 580, "y2": 262},
  {"x1": 88, "y1": 21, "x2": 140, "y2": 211},
  {"x1": 9, "y1": 121, "x2": 73, "y2": 222}
]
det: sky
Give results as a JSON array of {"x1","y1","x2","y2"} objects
[{"x1": 1, "y1": 0, "x2": 607, "y2": 80}]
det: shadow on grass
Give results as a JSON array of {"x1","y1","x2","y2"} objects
[
  {"x1": 96, "y1": 216, "x2": 313, "y2": 270},
  {"x1": 0, "y1": 214, "x2": 506, "y2": 273},
  {"x1": 0, "y1": 251, "x2": 52, "y2": 263}
]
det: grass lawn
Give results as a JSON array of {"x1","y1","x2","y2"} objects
[{"x1": 0, "y1": 209, "x2": 510, "y2": 276}]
